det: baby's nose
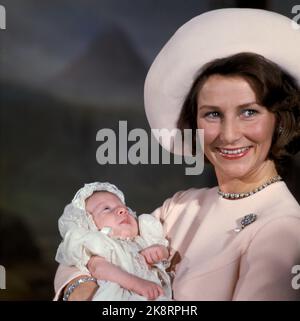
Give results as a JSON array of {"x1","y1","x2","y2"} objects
[{"x1": 115, "y1": 206, "x2": 128, "y2": 216}]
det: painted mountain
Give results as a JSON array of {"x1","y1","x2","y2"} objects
[{"x1": 49, "y1": 25, "x2": 147, "y2": 108}]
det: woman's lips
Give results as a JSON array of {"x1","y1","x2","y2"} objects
[{"x1": 216, "y1": 146, "x2": 252, "y2": 160}]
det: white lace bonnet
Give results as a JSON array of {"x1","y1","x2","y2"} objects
[{"x1": 58, "y1": 182, "x2": 136, "y2": 238}]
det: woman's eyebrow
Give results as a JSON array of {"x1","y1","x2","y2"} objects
[
  {"x1": 198, "y1": 102, "x2": 259, "y2": 110},
  {"x1": 198, "y1": 105, "x2": 220, "y2": 110},
  {"x1": 238, "y1": 102, "x2": 259, "y2": 108}
]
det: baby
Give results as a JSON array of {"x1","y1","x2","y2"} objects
[{"x1": 55, "y1": 182, "x2": 172, "y2": 301}]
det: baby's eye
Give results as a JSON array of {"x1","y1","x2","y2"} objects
[{"x1": 100, "y1": 207, "x2": 110, "y2": 213}]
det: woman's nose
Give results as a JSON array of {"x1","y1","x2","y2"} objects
[{"x1": 219, "y1": 119, "x2": 242, "y2": 144}]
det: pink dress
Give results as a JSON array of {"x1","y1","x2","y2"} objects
[{"x1": 54, "y1": 182, "x2": 300, "y2": 300}]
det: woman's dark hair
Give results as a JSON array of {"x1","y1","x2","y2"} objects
[{"x1": 177, "y1": 52, "x2": 300, "y2": 174}]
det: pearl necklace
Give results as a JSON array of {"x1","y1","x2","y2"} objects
[{"x1": 218, "y1": 175, "x2": 282, "y2": 200}]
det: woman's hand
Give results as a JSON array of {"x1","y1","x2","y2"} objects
[
  {"x1": 140, "y1": 244, "x2": 169, "y2": 265},
  {"x1": 64, "y1": 275, "x2": 98, "y2": 301}
]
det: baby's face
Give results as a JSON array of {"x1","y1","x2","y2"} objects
[{"x1": 85, "y1": 191, "x2": 138, "y2": 239}]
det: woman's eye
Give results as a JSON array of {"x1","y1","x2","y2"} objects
[
  {"x1": 242, "y1": 109, "x2": 258, "y2": 117},
  {"x1": 204, "y1": 111, "x2": 220, "y2": 119}
]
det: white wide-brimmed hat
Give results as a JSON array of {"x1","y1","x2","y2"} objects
[{"x1": 144, "y1": 8, "x2": 300, "y2": 153}]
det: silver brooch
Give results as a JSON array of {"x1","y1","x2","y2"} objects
[{"x1": 234, "y1": 213, "x2": 257, "y2": 233}]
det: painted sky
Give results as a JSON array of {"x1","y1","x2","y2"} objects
[
  {"x1": 0, "y1": 0, "x2": 296, "y2": 87},
  {"x1": 0, "y1": 0, "x2": 208, "y2": 86}
]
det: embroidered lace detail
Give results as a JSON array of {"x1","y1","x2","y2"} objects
[
  {"x1": 58, "y1": 203, "x2": 98, "y2": 237},
  {"x1": 72, "y1": 182, "x2": 125, "y2": 210}
]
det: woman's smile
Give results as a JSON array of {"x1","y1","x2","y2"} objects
[{"x1": 216, "y1": 146, "x2": 252, "y2": 159}]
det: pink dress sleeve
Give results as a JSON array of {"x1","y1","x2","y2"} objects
[
  {"x1": 151, "y1": 190, "x2": 189, "y2": 221},
  {"x1": 53, "y1": 264, "x2": 91, "y2": 301}
]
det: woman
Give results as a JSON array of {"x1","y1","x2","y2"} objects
[{"x1": 54, "y1": 8, "x2": 300, "y2": 300}]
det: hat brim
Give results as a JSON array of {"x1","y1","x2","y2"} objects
[{"x1": 144, "y1": 8, "x2": 300, "y2": 154}]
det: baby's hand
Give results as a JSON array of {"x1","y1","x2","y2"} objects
[
  {"x1": 131, "y1": 277, "x2": 164, "y2": 300},
  {"x1": 139, "y1": 244, "x2": 169, "y2": 265}
]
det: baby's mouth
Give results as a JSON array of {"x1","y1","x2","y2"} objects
[{"x1": 119, "y1": 217, "x2": 129, "y2": 224}]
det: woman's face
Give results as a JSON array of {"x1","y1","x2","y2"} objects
[
  {"x1": 197, "y1": 75, "x2": 276, "y2": 180},
  {"x1": 85, "y1": 191, "x2": 138, "y2": 239}
]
